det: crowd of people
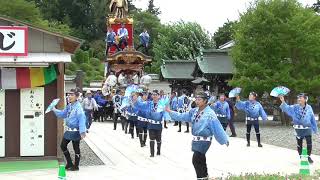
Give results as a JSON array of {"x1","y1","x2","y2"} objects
[
  {"x1": 103, "y1": 87, "x2": 317, "y2": 180},
  {"x1": 51, "y1": 81, "x2": 318, "y2": 180},
  {"x1": 108, "y1": 88, "x2": 241, "y2": 179}
]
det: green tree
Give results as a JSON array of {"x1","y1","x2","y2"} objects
[
  {"x1": 147, "y1": 0, "x2": 161, "y2": 16},
  {"x1": 28, "y1": 0, "x2": 139, "y2": 40},
  {"x1": 230, "y1": 0, "x2": 320, "y2": 98},
  {"x1": 1, "y1": 0, "x2": 71, "y2": 35},
  {"x1": 68, "y1": 49, "x2": 105, "y2": 86},
  {"x1": 85, "y1": 40, "x2": 106, "y2": 60},
  {"x1": 26, "y1": 0, "x2": 64, "y2": 22},
  {"x1": 28, "y1": 0, "x2": 108, "y2": 39},
  {"x1": 213, "y1": 20, "x2": 236, "y2": 49},
  {"x1": 152, "y1": 21, "x2": 214, "y2": 73},
  {"x1": 128, "y1": 0, "x2": 139, "y2": 12},
  {"x1": 312, "y1": 0, "x2": 320, "y2": 13},
  {"x1": 0, "y1": 0, "x2": 42, "y2": 23}
]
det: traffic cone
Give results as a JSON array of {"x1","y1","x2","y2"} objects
[
  {"x1": 58, "y1": 164, "x2": 67, "y2": 180},
  {"x1": 299, "y1": 148, "x2": 310, "y2": 176}
]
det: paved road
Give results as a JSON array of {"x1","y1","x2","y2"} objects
[{"x1": 1, "y1": 121, "x2": 320, "y2": 180}]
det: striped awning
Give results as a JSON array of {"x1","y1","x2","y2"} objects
[{"x1": 0, "y1": 65, "x2": 57, "y2": 89}]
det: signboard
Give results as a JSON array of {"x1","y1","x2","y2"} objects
[
  {"x1": 20, "y1": 87, "x2": 44, "y2": 156},
  {"x1": 90, "y1": 81, "x2": 103, "y2": 87},
  {"x1": 0, "y1": 26, "x2": 28, "y2": 56}
]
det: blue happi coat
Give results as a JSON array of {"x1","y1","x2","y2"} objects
[
  {"x1": 170, "y1": 96, "x2": 178, "y2": 111},
  {"x1": 125, "y1": 100, "x2": 139, "y2": 122},
  {"x1": 53, "y1": 101, "x2": 86, "y2": 140},
  {"x1": 169, "y1": 106, "x2": 228, "y2": 154},
  {"x1": 136, "y1": 100, "x2": 149, "y2": 128},
  {"x1": 126, "y1": 102, "x2": 139, "y2": 116},
  {"x1": 235, "y1": 100, "x2": 267, "y2": 121},
  {"x1": 105, "y1": 31, "x2": 116, "y2": 43},
  {"x1": 94, "y1": 94, "x2": 107, "y2": 106},
  {"x1": 135, "y1": 98, "x2": 169, "y2": 130},
  {"x1": 113, "y1": 94, "x2": 123, "y2": 114},
  {"x1": 280, "y1": 102, "x2": 318, "y2": 134},
  {"x1": 139, "y1": 31, "x2": 150, "y2": 45},
  {"x1": 177, "y1": 94, "x2": 188, "y2": 112},
  {"x1": 211, "y1": 101, "x2": 231, "y2": 120}
]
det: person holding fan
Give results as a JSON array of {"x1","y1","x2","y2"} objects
[
  {"x1": 235, "y1": 92, "x2": 267, "y2": 147},
  {"x1": 279, "y1": 93, "x2": 318, "y2": 163},
  {"x1": 166, "y1": 92, "x2": 229, "y2": 180}
]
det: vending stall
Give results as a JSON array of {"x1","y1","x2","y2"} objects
[{"x1": 0, "y1": 16, "x2": 82, "y2": 161}]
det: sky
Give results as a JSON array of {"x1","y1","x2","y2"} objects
[{"x1": 133, "y1": 0, "x2": 316, "y2": 34}]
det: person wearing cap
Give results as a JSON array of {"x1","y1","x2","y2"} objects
[
  {"x1": 211, "y1": 93, "x2": 231, "y2": 131},
  {"x1": 113, "y1": 89, "x2": 124, "y2": 130},
  {"x1": 235, "y1": 92, "x2": 267, "y2": 147},
  {"x1": 166, "y1": 92, "x2": 229, "y2": 180},
  {"x1": 136, "y1": 91, "x2": 149, "y2": 147},
  {"x1": 177, "y1": 90, "x2": 190, "y2": 133},
  {"x1": 279, "y1": 93, "x2": 318, "y2": 163},
  {"x1": 52, "y1": 88, "x2": 86, "y2": 171},
  {"x1": 82, "y1": 90, "x2": 98, "y2": 130},
  {"x1": 133, "y1": 89, "x2": 168, "y2": 157},
  {"x1": 117, "y1": 23, "x2": 128, "y2": 50}
]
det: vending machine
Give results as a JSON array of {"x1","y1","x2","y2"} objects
[
  {"x1": 0, "y1": 90, "x2": 5, "y2": 157},
  {"x1": 20, "y1": 87, "x2": 44, "y2": 156}
]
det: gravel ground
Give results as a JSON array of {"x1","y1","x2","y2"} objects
[
  {"x1": 67, "y1": 140, "x2": 104, "y2": 166},
  {"x1": 227, "y1": 121, "x2": 320, "y2": 155}
]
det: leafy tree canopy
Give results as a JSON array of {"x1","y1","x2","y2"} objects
[{"x1": 230, "y1": 0, "x2": 320, "y2": 98}]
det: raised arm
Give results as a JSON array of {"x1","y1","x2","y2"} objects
[
  {"x1": 168, "y1": 111, "x2": 192, "y2": 122},
  {"x1": 279, "y1": 96, "x2": 294, "y2": 118},
  {"x1": 162, "y1": 111, "x2": 172, "y2": 121},
  {"x1": 52, "y1": 106, "x2": 68, "y2": 119},
  {"x1": 235, "y1": 100, "x2": 246, "y2": 111},
  {"x1": 259, "y1": 104, "x2": 268, "y2": 121},
  {"x1": 167, "y1": 108, "x2": 193, "y2": 123},
  {"x1": 279, "y1": 102, "x2": 295, "y2": 118},
  {"x1": 210, "y1": 118, "x2": 229, "y2": 145}
]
